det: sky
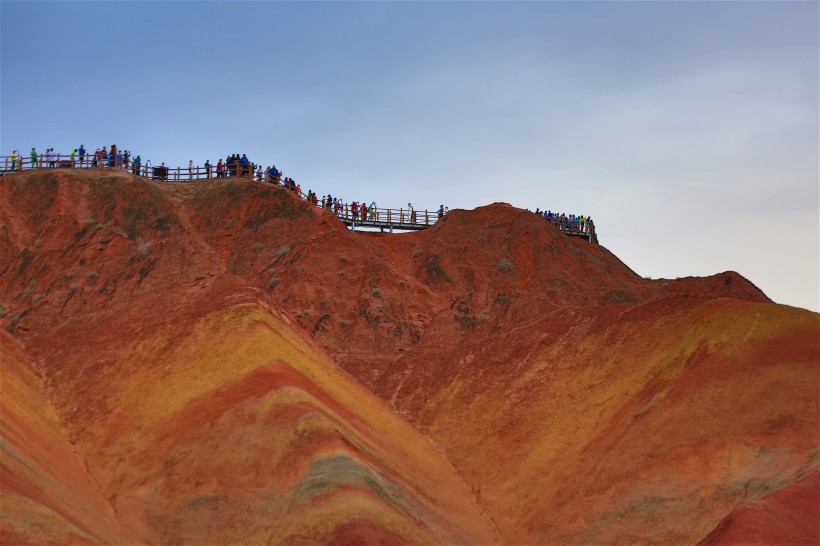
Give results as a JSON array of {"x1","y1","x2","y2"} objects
[{"x1": 1, "y1": 1, "x2": 818, "y2": 312}]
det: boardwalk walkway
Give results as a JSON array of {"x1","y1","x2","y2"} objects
[{"x1": 0, "y1": 153, "x2": 598, "y2": 243}]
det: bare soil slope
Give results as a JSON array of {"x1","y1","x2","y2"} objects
[{"x1": 1, "y1": 170, "x2": 817, "y2": 545}]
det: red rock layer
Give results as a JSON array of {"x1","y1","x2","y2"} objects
[
  {"x1": 698, "y1": 470, "x2": 820, "y2": 545},
  {"x1": 0, "y1": 331, "x2": 130, "y2": 544}
]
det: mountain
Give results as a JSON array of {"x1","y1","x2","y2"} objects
[{"x1": 1, "y1": 169, "x2": 817, "y2": 544}]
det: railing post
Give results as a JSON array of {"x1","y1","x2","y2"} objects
[
  {"x1": 425, "y1": 210, "x2": 429, "y2": 225},
  {"x1": 400, "y1": 208, "x2": 404, "y2": 224}
]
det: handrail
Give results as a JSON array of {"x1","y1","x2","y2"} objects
[
  {"x1": 0, "y1": 152, "x2": 597, "y2": 241},
  {"x1": 0, "y1": 153, "x2": 249, "y2": 182},
  {"x1": 294, "y1": 187, "x2": 437, "y2": 228}
]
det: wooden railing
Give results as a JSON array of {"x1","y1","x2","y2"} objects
[
  {"x1": 548, "y1": 218, "x2": 597, "y2": 242},
  {"x1": 295, "y1": 193, "x2": 440, "y2": 229},
  {"x1": 0, "y1": 152, "x2": 597, "y2": 241},
  {"x1": 0, "y1": 153, "x2": 250, "y2": 182}
]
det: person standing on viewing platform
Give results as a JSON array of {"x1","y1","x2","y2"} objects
[
  {"x1": 438, "y1": 205, "x2": 445, "y2": 219},
  {"x1": 70, "y1": 149, "x2": 77, "y2": 166},
  {"x1": 109, "y1": 145, "x2": 117, "y2": 167},
  {"x1": 216, "y1": 159, "x2": 224, "y2": 178},
  {"x1": 256, "y1": 164, "x2": 263, "y2": 181},
  {"x1": 78, "y1": 145, "x2": 86, "y2": 166},
  {"x1": 133, "y1": 155, "x2": 141, "y2": 176},
  {"x1": 239, "y1": 154, "x2": 250, "y2": 177},
  {"x1": 46, "y1": 148, "x2": 56, "y2": 168},
  {"x1": 11, "y1": 150, "x2": 18, "y2": 170},
  {"x1": 268, "y1": 165, "x2": 280, "y2": 184},
  {"x1": 204, "y1": 160, "x2": 211, "y2": 178},
  {"x1": 188, "y1": 160, "x2": 194, "y2": 180}
]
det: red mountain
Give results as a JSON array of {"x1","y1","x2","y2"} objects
[{"x1": 1, "y1": 169, "x2": 817, "y2": 544}]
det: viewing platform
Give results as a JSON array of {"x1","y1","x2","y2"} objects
[
  {"x1": 0, "y1": 153, "x2": 598, "y2": 243},
  {"x1": 343, "y1": 218, "x2": 430, "y2": 232}
]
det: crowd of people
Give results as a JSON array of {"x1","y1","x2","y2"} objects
[
  {"x1": 9, "y1": 145, "x2": 143, "y2": 174},
  {"x1": 19, "y1": 147, "x2": 600, "y2": 232},
  {"x1": 535, "y1": 208, "x2": 594, "y2": 234},
  {"x1": 6, "y1": 147, "x2": 597, "y2": 232},
  {"x1": 4, "y1": 146, "x2": 452, "y2": 227},
  {"x1": 299, "y1": 190, "x2": 380, "y2": 221}
]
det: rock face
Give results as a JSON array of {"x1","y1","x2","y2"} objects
[
  {"x1": 1, "y1": 169, "x2": 817, "y2": 545},
  {"x1": 698, "y1": 471, "x2": 820, "y2": 546}
]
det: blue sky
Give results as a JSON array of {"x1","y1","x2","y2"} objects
[{"x1": 2, "y1": 1, "x2": 818, "y2": 311}]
